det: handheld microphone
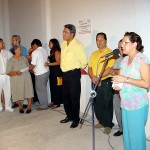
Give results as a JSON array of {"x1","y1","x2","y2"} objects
[{"x1": 101, "y1": 48, "x2": 120, "y2": 58}]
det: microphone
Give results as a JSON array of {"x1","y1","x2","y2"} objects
[{"x1": 101, "y1": 48, "x2": 120, "y2": 58}]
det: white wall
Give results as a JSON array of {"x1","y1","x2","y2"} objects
[
  {"x1": 1, "y1": 0, "x2": 150, "y2": 137},
  {"x1": 135, "y1": 0, "x2": 150, "y2": 55},
  {"x1": 0, "y1": 0, "x2": 10, "y2": 49},
  {"x1": 50, "y1": 0, "x2": 150, "y2": 56},
  {"x1": 2, "y1": 0, "x2": 150, "y2": 56},
  {"x1": 49, "y1": 0, "x2": 150, "y2": 137},
  {"x1": 0, "y1": 0, "x2": 4, "y2": 38},
  {"x1": 8, "y1": 0, "x2": 50, "y2": 49},
  {"x1": 50, "y1": 0, "x2": 150, "y2": 106}
]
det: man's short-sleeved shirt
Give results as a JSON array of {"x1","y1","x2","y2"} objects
[
  {"x1": 0, "y1": 49, "x2": 12, "y2": 74},
  {"x1": 88, "y1": 47, "x2": 115, "y2": 80},
  {"x1": 61, "y1": 38, "x2": 87, "y2": 72},
  {"x1": 31, "y1": 47, "x2": 49, "y2": 76}
]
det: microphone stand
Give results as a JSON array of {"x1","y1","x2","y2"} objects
[{"x1": 79, "y1": 56, "x2": 110, "y2": 150}]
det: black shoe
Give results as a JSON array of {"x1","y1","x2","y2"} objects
[
  {"x1": 26, "y1": 109, "x2": 31, "y2": 114},
  {"x1": 60, "y1": 117, "x2": 72, "y2": 123},
  {"x1": 70, "y1": 121, "x2": 79, "y2": 128},
  {"x1": 19, "y1": 109, "x2": 24, "y2": 114},
  {"x1": 113, "y1": 131, "x2": 123, "y2": 136},
  {"x1": 12, "y1": 102, "x2": 18, "y2": 108}
]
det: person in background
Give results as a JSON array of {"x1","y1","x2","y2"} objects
[
  {"x1": 110, "y1": 39, "x2": 124, "y2": 136},
  {"x1": 46, "y1": 38, "x2": 63, "y2": 109},
  {"x1": 10, "y1": 35, "x2": 28, "y2": 56},
  {"x1": 0, "y1": 38, "x2": 14, "y2": 112},
  {"x1": 6, "y1": 46, "x2": 33, "y2": 114},
  {"x1": 88, "y1": 32, "x2": 115, "y2": 134},
  {"x1": 10, "y1": 35, "x2": 28, "y2": 108},
  {"x1": 28, "y1": 48, "x2": 39, "y2": 105},
  {"x1": 1, "y1": 39, "x2": 5, "y2": 105},
  {"x1": 60, "y1": 24, "x2": 87, "y2": 128},
  {"x1": 1, "y1": 90, "x2": 4, "y2": 104},
  {"x1": 112, "y1": 32, "x2": 150, "y2": 150},
  {"x1": 30, "y1": 39, "x2": 50, "y2": 110}
]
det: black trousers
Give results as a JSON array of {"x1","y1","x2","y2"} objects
[
  {"x1": 50, "y1": 73, "x2": 62, "y2": 105},
  {"x1": 94, "y1": 78, "x2": 114, "y2": 128},
  {"x1": 62, "y1": 69, "x2": 81, "y2": 122},
  {"x1": 30, "y1": 72, "x2": 39, "y2": 103}
]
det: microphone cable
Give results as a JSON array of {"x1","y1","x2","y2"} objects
[
  {"x1": 81, "y1": 119, "x2": 115, "y2": 150},
  {"x1": 50, "y1": 107, "x2": 118, "y2": 150}
]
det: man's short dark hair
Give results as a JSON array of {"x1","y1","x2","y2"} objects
[
  {"x1": 96, "y1": 32, "x2": 107, "y2": 40},
  {"x1": 31, "y1": 39, "x2": 42, "y2": 47},
  {"x1": 64, "y1": 24, "x2": 76, "y2": 37}
]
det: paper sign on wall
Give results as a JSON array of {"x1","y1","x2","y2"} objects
[{"x1": 78, "y1": 19, "x2": 91, "y2": 34}]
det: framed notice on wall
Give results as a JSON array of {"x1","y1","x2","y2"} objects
[{"x1": 78, "y1": 19, "x2": 91, "y2": 34}]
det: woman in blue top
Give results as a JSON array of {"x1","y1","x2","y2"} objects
[{"x1": 112, "y1": 32, "x2": 150, "y2": 150}]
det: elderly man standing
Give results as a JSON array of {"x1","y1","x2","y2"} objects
[
  {"x1": 60, "y1": 24, "x2": 87, "y2": 128},
  {"x1": 0, "y1": 38, "x2": 14, "y2": 112}
]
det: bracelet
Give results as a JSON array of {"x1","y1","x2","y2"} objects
[{"x1": 126, "y1": 77, "x2": 129, "y2": 83}]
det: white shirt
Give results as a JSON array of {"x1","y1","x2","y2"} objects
[
  {"x1": 0, "y1": 49, "x2": 12, "y2": 75},
  {"x1": 31, "y1": 47, "x2": 49, "y2": 76},
  {"x1": 113, "y1": 55, "x2": 123, "y2": 69}
]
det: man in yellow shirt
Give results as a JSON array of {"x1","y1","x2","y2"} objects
[
  {"x1": 88, "y1": 32, "x2": 115, "y2": 134},
  {"x1": 60, "y1": 24, "x2": 87, "y2": 128}
]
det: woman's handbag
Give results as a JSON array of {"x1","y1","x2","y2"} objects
[{"x1": 57, "y1": 77, "x2": 63, "y2": 86}]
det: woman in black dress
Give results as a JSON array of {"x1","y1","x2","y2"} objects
[{"x1": 48, "y1": 39, "x2": 63, "y2": 108}]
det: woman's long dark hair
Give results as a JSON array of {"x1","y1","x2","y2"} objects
[{"x1": 49, "y1": 38, "x2": 61, "y2": 55}]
